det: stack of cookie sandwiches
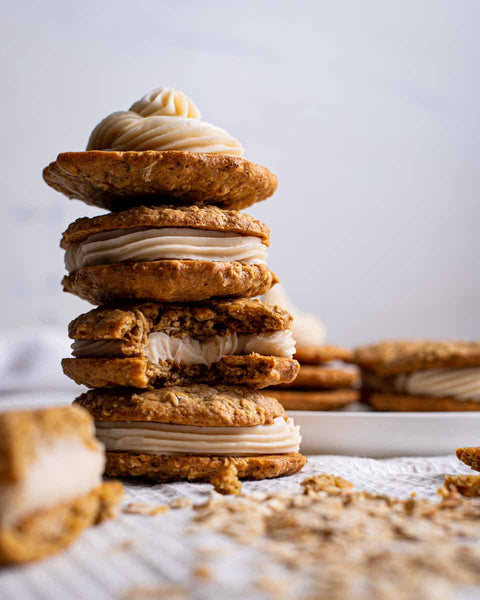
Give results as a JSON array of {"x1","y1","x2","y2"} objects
[
  {"x1": 44, "y1": 86, "x2": 306, "y2": 482},
  {"x1": 351, "y1": 340, "x2": 480, "y2": 411},
  {"x1": 268, "y1": 344, "x2": 360, "y2": 411}
]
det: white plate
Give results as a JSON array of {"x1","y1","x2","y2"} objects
[{"x1": 290, "y1": 409, "x2": 480, "y2": 457}]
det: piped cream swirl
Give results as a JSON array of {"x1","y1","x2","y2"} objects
[
  {"x1": 87, "y1": 86, "x2": 243, "y2": 156},
  {"x1": 130, "y1": 87, "x2": 201, "y2": 119},
  {"x1": 95, "y1": 416, "x2": 301, "y2": 456},
  {"x1": 395, "y1": 367, "x2": 480, "y2": 402},
  {"x1": 65, "y1": 227, "x2": 267, "y2": 272}
]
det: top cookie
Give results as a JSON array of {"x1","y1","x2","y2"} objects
[
  {"x1": 68, "y1": 298, "x2": 292, "y2": 343},
  {"x1": 43, "y1": 151, "x2": 277, "y2": 212},
  {"x1": 351, "y1": 340, "x2": 480, "y2": 376},
  {"x1": 294, "y1": 344, "x2": 352, "y2": 365},
  {"x1": 75, "y1": 385, "x2": 286, "y2": 427},
  {"x1": 61, "y1": 204, "x2": 270, "y2": 248},
  {"x1": 43, "y1": 87, "x2": 277, "y2": 211}
]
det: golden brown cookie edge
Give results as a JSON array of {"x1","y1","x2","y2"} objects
[
  {"x1": 456, "y1": 447, "x2": 480, "y2": 472},
  {"x1": 351, "y1": 340, "x2": 480, "y2": 376},
  {"x1": 266, "y1": 389, "x2": 359, "y2": 411},
  {"x1": 0, "y1": 481, "x2": 123, "y2": 565},
  {"x1": 63, "y1": 260, "x2": 278, "y2": 305},
  {"x1": 75, "y1": 384, "x2": 287, "y2": 427},
  {"x1": 62, "y1": 355, "x2": 300, "y2": 389},
  {"x1": 274, "y1": 365, "x2": 359, "y2": 390},
  {"x1": 43, "y1": 151, "x2": 277, "y2": 212},
  {"x1": 367, "y1": 392, "x2": 480, "y2": 412},
  {"x1": 294, "y1": 344, "x2": 352, "y2": 365},
  {"x1": 61, "y1": 204, "x2": 270, "y2": 247},
  {"x1": 105, "y1": 452, "x2": 306, "y2": 482}
]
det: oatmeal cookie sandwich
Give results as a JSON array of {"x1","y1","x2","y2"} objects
[
  {"x1": 43, "y1": 87, "x2": 276, "y2": 211},
  {"x1": 0, "y1": 406, "x2": 123, "y2": 564},
  {"x1": 352, "y1": 340, "x2": 480, "y2": 411},
  {"x1": 61, "y1": 205, "x2": 277, "y2": 304},
  {"x1": 75, "y1": 385, "x2": 307, "y2": 482},
  {"x1": 268, "y1": 344, "x2": 359, "y2": 411},
  {"x1": 62, "y1": 299, "x2": 299, "y2": 389}
]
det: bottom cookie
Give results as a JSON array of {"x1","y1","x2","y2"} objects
[
  {"x1": 267, "y1": 389, "x2": 359, "y2": 411},
  {"x1": 274, "y1": 364, "x2": 358, "y2": 390},
  {"x1": 105, "y1": 452, "x2": 307, "y2": 482},
  {"x1": 367, "y1": 393, "x2": 480, "y2": 412},
  {"x1": 456, "y1": 447, "x2": 480, "y2": 472},
  {"x1": 0, "y1": 481, "x2": 123, "y2": 565},
  {"x1": 294, "y1": 344, "x2": 352, "y2": 365}
]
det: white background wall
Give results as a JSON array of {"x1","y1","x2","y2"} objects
[{"x1": 1, "y1": 0, "x2": 479, "y2": 346}]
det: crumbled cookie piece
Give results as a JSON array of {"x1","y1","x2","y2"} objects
[
  {"x1": 210, "y1": 463, "x2": 242, "y2": 496},
  {"x1": 301, "y1": 473, "x2": 354, "y2": 494},
  {"x1": 457, "y1": 446, "x2": 480, "y2": 472},
  {"x1": 191, "y1": 473, "x2": 480, "y2": 599},
  {"x1": 439, "y1": 474, "x2": 480, "y2": 498},
  {"x1": 123, "y1": 503, "x2": 169, "y2": 516},
  {"x1": 169, "y1": 497, "x2": 193, "y2": 509},
  {"x1": 192, "y1": 563, "x2": 213, "y2": 580},
  {"x1": 122, "y1": 584, "x2": 187, "y2": 600}
]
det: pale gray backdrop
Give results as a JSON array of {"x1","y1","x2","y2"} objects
[{"x1": 1, "y1": 0, "x2": 479, "y2": 346}]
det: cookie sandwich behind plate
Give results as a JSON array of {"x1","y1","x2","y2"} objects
[
  {"x1": 352, "y1": 340, "x2": 480, "y2": 411},
  {"x1": 268, "y1": 344, "x2": 359, "y2": 411}
]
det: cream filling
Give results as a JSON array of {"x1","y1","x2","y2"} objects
[
  {"x1": 394, "y1": 367, "x2": 480, "y2": 402},
  {"x1": 71, "y1": 330, "x2": 296, "y2": 364},
  {"x1": 146, "y1": 331, "x2": 296, "y2": 365},
  {"x1": 87, "y1": 87, "x2": 243, "y2": 156},
  {"x1": 0, "y1": 438, "x2": 105, "y2": 526},
  {"x1": 65, "y1": 227, "x2": 267, "y2": 272},
  {"x1": 262, "y1": 284, "x2": 326, "y2": 346},
  {"x1": 95, "y1": 416, "x2": 301, "y2": 456}
]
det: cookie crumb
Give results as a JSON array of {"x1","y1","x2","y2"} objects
[
  {"x1": 301, "y1": 473, "x2": 354, "y2": 495},
  {"x1": 192, "y1": 472, "x2": 480, "y2": 597},
  {"x1": 110, "y1": 539, "x2": 137, "y2": 552},
  {"x1": 170, "y1": 497, "x2": 192, "y2": 509},
  {"x1": 439, "y1": 474, "x2": 480, "y2": 498},
  {"x1": 210, "y1": 463, "x2": 242, "y2": 495},
  {"x1": 193, "y1": 563, "x2": 213, "y2": 580},
  {"x1": 122, "y1": 585, "x2": 187, "y2": 600},
  {"x1": 123, "y1": 503, "x2": 169, "y2": 516}
]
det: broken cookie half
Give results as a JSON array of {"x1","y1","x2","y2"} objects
[
  {"x1": 0, "y1": 405, "x2": 123, "y2": 564},
  {"x1": 62, "y1": 299, "x2": 299, "y2": 389}
]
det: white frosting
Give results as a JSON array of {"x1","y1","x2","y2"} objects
[
  {"x1": 262, "y1": 284, "x2": 326, "y2": 347},
  {"x1": 146, "y1": 331, "x2": 296, "y2": 365},
  {"x1": 0, "y1": 438, "x2": 104, "y2": 526},
  {"x1": 130, "y1": 87, "x2": 201, "y2": 119},
  {"x1": 395, "y1": 367, "x2": 480, "y2": 402},
  {"x1": 72, "y1": 339, "x2": 125, "y2": 357},
  {"x1": 65, "y1": 227, "x2": 267, "y2": 273},
  {"x1": 95, "y1": 416, "x2": 301, "y2": 456},
  {"x1": 87, "y1": 87, "x2": 243, "y2": 156}
]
